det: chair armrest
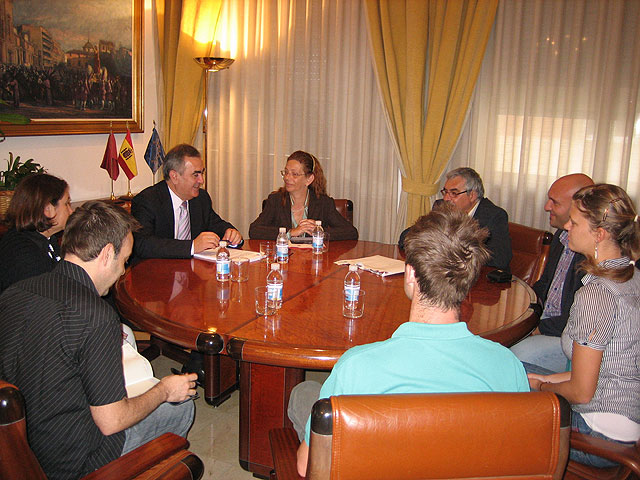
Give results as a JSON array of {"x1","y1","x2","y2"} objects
[
  {"x1": 82, "y1": 433, "x2": 196, "y2": 480},
  {"x1": 269, "y1": 428, "x2": 305, "y2": 480},
  {"x1": 570, "y1": 431, "x2": 640, "y2": 476}
]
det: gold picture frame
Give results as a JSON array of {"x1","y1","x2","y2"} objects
[{"x1": 0, "y1": 0, "x2": 143, "y2": 136}]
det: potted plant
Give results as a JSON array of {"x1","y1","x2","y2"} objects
[{"x1": 0, "y1": 152, "x2": 45, "y2": 218}]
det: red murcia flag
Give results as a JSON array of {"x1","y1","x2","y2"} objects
[{"x1": 100, "y1": 132, "x2": 119, "y2": 180}]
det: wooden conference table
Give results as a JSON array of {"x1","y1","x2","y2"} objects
[{"x1": 115, "y1": 239, "x2": 538, "y2": 477}]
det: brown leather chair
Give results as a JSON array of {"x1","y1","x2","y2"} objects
[
  {"x1": 564, "y1": 432, "x2": 640, "y2": 480},
  {"x1": 270, "y1": 391, "x2": 571, "y2": 480},
  {"x1": 509, "y1": 222, "x2": 553, "y2": 286},
  {"x1": 0, "y1": 380, "x2": 204, "y2": 480},
  {"x1": 332, "y1": 199, "x2": 353, "y2": 224}
]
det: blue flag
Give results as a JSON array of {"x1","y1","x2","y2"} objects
[{"x1": 144, "y1": 127, "x2": 165, "y2": 174}]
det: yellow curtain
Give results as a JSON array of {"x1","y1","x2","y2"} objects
[
  {"x1": 365, "y1": 0, "x2": 497, "y2": 227},
  {"x1": 156, "y1": 0, "x2": 223, "y2": 149}
]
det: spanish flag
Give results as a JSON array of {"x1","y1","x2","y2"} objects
[{"x1": 118, "y1": 129, "x2": 138, "y2": 180}]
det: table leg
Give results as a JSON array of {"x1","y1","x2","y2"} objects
[
  {"x1": 204, "y1": 353, "x2": 238, "y2": 407},
  {"x1": 238, "y1": 361, "x2": 305, "y2": 477}
]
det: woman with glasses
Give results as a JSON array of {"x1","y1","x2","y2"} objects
[
  {"x1": 249, "y1": 150, "x2": 358, "y2": 240},
  {"x1": 0, "y1": 173, "x2": 72, "y2": 293},
  {"x1": 527, "y1": 184, "x2": 640, "y2": 468}
]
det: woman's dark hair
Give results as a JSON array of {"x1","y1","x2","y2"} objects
[
  {"x1": 6, "y1": 174, "x2": 69, "y2": 232},
  {"x1": 278, "y1": 150, "x2": 328, "y2": 204},
  {"x1": 573, "y1": 183, "x2": 639, "y2": 282}
]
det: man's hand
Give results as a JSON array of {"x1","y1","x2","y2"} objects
[
  {"x1": 159, "y1": 372, "x2": 198, "y2": 403},
  {"x1": 193, "y1": 232, "x2": 220, "y2": 253},
  {"x1": 90, "y1": 371, "x2": 198, "y2": 436},
  {"x1": 222, "y1": 228, "x2": 243, "y2": 246},
  {"x1": 290, "y1": 219, "x2": 316, "y2": 237}
]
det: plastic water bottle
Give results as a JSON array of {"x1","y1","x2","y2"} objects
[
  {"x1": 216, "y1": 240, "x2": 230, "y2": 282},
  {"x1": 276, "y1": 227, "x2": 289, "y2": 263},
  {"x1": 343, "y1": 264, "x2": 360, "y2": 312},
  {"x1": 312, "y1": 220, "x2": 324, "y2": 254},
  {"x1": 266, "y1": 263, "x2": 283, "y2": 310}
]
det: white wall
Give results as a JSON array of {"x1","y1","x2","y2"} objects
[{"x1": 0, "y1": 0, "x2": 160, "y2": 202}]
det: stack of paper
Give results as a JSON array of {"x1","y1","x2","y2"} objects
[
  {"x1": 194, "y1": 248, "x2": 264, "y2": 263},
  {"x1": 335, "y1": 255, "x2": 405, "y2": 277}
]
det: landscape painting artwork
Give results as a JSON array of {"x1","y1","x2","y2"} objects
[{"x1": 0, "y1": 0, "x2": 142, "y2": 136}]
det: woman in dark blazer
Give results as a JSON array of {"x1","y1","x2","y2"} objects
[
  {"x1": 0, "y1": 173, "x2": 72, "y2": 293},
  {"x1": 249, "y1": 151, "x2": 358, "y2": 241}
]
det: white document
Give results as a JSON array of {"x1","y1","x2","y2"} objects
[
  {"x1": 335, "y1": 255, "x2": 405, "y2": 277},
  {"x1": 194, "y1": 248, "x2": 264, "y2": 263},
  {"x1": 122, "y1": 343, "x2": 160, "y2": 398}
]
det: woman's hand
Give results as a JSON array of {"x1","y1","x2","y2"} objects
[
  {"x1": 527, "y1": 373, "x2": 548, "y2": 391},
  {"x1": 291, "y1": 219, "x2": 316, "y2": 237}
]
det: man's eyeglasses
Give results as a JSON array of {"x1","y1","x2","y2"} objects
[
  {"x1": 281, "y1": 170, "x2": 307, "y2": 178},
  {"x1": 440, "y1": 188, "x2": 468, "y2": 197}
]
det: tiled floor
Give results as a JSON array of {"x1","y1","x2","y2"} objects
[{"x1": 151, "y1": 356, "x2": 255, "y2": 480}]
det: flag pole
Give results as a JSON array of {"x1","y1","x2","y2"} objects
[
  {"x1": 110, "y1": 122, "x2": 116, "y2": 200},
  {"x1": 125, "y1": 121, "x2": 133, "y2": 198}
]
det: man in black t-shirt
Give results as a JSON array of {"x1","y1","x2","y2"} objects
[{"x1": 0, "y1": 201, "x2": 197, "y2": 480}]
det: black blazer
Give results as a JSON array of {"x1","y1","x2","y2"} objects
[
  {"x1": 533, "y1": 229, "x2": 585, "y2": 337},
  {"x1": 131, "y1": 181, "x2": 236, "y2": 260},
  {"x1": 248, "y1": 189, "x2": 358, "y2": 241},
  {"x1": 398, "y1": 197, "x2": 512, "y2": 271}
]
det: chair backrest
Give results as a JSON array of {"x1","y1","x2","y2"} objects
[
  {"x1": 307, "y1": 391, "x2": 571, "y2": 480},
  {"x1": 0, "y1": 380, "x2": 48, "y2": 479},
  {"x1": 509, "y1": 222, "x2": 553, "y2": 286},
  {"x1": 332, "y1": 199, "x2": 353, "y2": 224}
]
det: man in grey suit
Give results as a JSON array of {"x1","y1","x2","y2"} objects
[
  {"x1": 399, "y1": 167, "x2": 512, "y2": 271},
  {"x1": 131, "y1": 143, "x2": 242, "y2": 262},
  {"x1": 511, "y1": 173, "x2": 594, "y2": 372}
]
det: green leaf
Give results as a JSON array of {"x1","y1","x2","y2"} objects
[{"x1": 0, "y1": 113, "x2": 31, "y2": 125}]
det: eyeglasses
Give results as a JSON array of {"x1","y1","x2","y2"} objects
[
  {"x1": 440, "y1": 188, "x2": 468, "y2": 197},
  {"x1": 281, "y1": 170, "x2": 307, "y2": 178}
]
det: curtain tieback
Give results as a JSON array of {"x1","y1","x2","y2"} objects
[{"x1": 401, "y1": 177, "x2": 439, "y2": 197}]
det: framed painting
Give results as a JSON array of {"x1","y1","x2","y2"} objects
[{"x1": 0, "y1": 0, "x2": 143, "y2": 136}]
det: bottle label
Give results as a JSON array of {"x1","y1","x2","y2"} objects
[
  {"x1": 217, "y1": 259, "x2": 230, "y2": 275},
  {"x1": 312, "y1": 234, "x2": 324, "y2": 250},
  {"x1": 277, "y1": 244, "x2": 288, "y2": 260},
  {"x1": 267, "y1": 283, "x2": 283, "y2": 301},
  {"x1": 344, "y1": 285, "x2": 360, "y2": 302}
]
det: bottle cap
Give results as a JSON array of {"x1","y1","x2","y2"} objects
[
  {"x1": 279, "y1": 227, "x2": 286, "y2": 233},
  {"x1": 219, "y1": 240, "x2": 227, "y2": 247},
  {"x1": 315, "y1": 220, "x2": 321, "y2": 226},
  {"x1": 271, "y1": 263, "x2": 280, "y2": 270},
  {"x1": 349, "y1": 264, "x2": 358, "y2": 272}
]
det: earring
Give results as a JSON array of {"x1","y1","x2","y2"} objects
[{"x1": 594, "y1": 242, "x2": 598, "y2": 260}]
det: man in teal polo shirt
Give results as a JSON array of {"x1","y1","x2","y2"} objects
[{"x1": 290, "y1": 205, "x2": 530, "y2": 476}]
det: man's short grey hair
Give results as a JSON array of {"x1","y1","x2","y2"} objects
[
  {"x1": 162, "y1": 144, "x2": 201, "y2": 181},
  {"x1": 446, "y1": 167, "x2": 484, "y2": 198}
]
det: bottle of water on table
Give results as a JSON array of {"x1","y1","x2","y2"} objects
[
  {"x1": 216, "y1": 240, "x2": 230, "y2": 282},
  {"x1": 276, "y1": 227, "x2": 289, "y2": 263},
  {"x1": 343, "y1": 264, "x2": 360, "y2": 317},
  {"x1": 312, "y1": 220, "x2": 324, "y2": 255},
  {"x1": 267, "y1": 262, "x2": 283, "y2": 310}
]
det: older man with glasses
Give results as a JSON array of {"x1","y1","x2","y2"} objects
[{"x1": 399, "y1": 167, "x2": 512, "y2": 271}]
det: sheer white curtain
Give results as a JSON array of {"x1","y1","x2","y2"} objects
[
  {"x1": 449, "y1": 0, "x2": 640, "y2": 230},
  {"x1": 206, "y1": 0, "x2": 400, "y2": 243}
]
